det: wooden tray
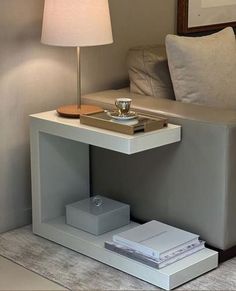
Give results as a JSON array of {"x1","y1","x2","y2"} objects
[{"x1": 80, "y1": 111, "x2": 167, "y2": 135}]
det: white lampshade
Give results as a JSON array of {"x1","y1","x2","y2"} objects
[{"x1": 41, "y1": 0, "x2": 113, "y2": 47}]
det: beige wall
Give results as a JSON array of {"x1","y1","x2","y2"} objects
[
  {"x1": 0, "y1": 0, "x2": 176, "y2": 232},
  {"x1": 0, "y1": 0, "x2": 76, "y2": 232},
  {"x1": 82, "y1": 0, "x2": 177, "y2": 93}
]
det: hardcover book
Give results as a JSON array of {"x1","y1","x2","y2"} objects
[
  {"x1": 105, "y1": 240, "x2": 205, "y2": 269},
  {"x1": 112, "y1": 220, "x2": 199, "y2": 259}
]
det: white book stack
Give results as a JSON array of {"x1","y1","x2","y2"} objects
[{"x1": 105, "y1": 220, "x2": 205, "y2": 269}]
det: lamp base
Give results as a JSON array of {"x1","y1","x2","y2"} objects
[{"x1": 57, "y1": 104, "x2": 104, "y2": 118}]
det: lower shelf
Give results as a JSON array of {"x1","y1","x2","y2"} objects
[{"x1": 33, "y1": 216, "x2": 218, "y2": 290}]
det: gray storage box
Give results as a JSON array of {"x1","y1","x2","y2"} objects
[{"x1": 66, "y1": 196, "x2": 130, "y2": 235}]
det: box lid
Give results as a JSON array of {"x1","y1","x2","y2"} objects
[{"x1": 67, "y1": 196, "x2": 129, "y2": 216}]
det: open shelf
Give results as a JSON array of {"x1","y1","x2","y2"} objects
[
  {"x1": 45, "y1": 216, "x2": 139, "y2": 248},
  {"x1": 33, "y1": 217, "x2": 218, "y2": 291}
]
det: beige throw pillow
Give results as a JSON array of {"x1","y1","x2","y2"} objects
[
  {"x1": 127, "y1": 45, "x2": 175, "y2": 99},
  {"x1": 165, "y1": 27, "x2": 236, "y2": 109}
]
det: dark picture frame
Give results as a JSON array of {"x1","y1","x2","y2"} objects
[{"x1": 177, "y1": 0, "x2": 236, "y2": 35}]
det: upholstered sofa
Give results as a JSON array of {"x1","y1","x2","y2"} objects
[
  {"x1": 82, "y1": 28, "x2": 236, "y2": 259},
  {"x1": 82, "y1": 88, "x2": 236, "y2": 256}
]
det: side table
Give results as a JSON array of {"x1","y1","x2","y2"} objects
[{"x1": 30, "y1": 110, "x2": 217, "y2": 290}]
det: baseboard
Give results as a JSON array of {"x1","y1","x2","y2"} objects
[
  {"x1": 206, "y1": 244, "x2": 236, "y2": 263},
  {"x1": 0, "y1": 208, "x2": 32, "y2": 234}
]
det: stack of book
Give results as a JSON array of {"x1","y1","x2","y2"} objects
[{"x1": 105, "y1": 220, "x2": 205, "y2": 269}]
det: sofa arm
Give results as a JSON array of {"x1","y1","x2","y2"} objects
[{"x1": 83, "y1": 89, "x2": 236, "y2": 126}]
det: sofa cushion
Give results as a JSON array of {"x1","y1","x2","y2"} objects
[
  {"x1": 165, "y1": 27, "x2": 236, "y2": 109},
  {"x1": 127, "y1": 45, "x2": 175, "y2": 100}
]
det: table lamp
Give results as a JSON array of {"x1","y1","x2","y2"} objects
[{"x1": 41, "y1": 0, "x2": 113, "y2": 118}]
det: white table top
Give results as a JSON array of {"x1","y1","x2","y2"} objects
[{"x1": 30, "y1": 110, "x2": 181, "y2": 155}]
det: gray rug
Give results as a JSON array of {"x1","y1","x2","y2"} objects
[{"x1": 0, "y1": 226, "x2": 236, "y2": 290}]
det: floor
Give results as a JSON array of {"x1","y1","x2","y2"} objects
[{"x1": 0, "y1": 256, "x2": 67, "y2": 291}]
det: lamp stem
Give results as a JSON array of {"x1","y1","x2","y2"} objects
[{"x1": 76, "y1": 47, "x2": 81, "y2": 108}]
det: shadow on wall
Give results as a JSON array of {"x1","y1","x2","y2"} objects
[
  {"x1": 0, "y1": 14, "x2": 76, "y2": 114},
  {"x1": 0, "y1": 43, "x2": 76, "y2": 114},
  {"x1": 81, "y1": 0, "x2": 177, "y2": 94},
  {"x1": 0, "y1": 0, "x2": 76, "y2": 233}
]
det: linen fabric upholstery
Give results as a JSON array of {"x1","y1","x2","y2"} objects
[
  {"x1": 165, "y1": 27, "x2": 236, "y2": 109},
  {"x1": 127, "y1": 45, "x2": 175, "y2": 100}
]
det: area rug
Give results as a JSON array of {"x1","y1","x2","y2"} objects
[{"x1": 0, "y1": 226, "x2": 236, "y2": 290}]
